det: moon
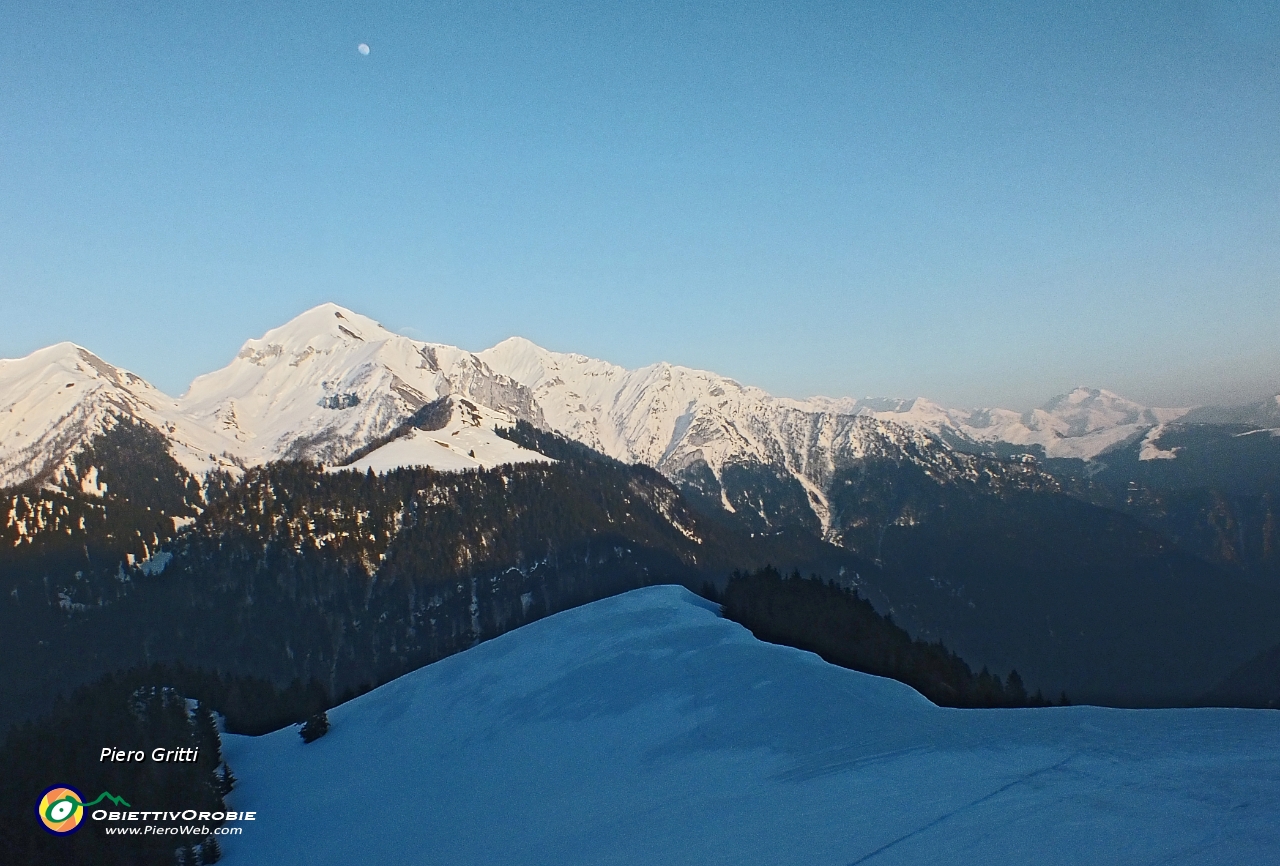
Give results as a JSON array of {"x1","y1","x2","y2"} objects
[{"x1": 357, "y1": 43, "x2": 370, "y2": 55}]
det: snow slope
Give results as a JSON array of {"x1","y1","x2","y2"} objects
[
  {"x1": 0, "y1": 305, "x2": 552, "y2": 485},
  {"x1": 0, "y1": 342, "x2": 239, "y2": 487},
  {"x1": 477, "y1": 337, "x2": 996, "y2": 533},
  {"x1": 220, "y1": 586, "x2": 1280, "y2": 866},
  {"x1": 334, "y1": 398, "x2": 551, "y2": 474},
  {"x1": 179, "y1": 304, "x2": 544, "y2": 467}
]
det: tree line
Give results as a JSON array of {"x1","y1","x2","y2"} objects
[{"x1": 713, "y1": 567, "x2": 1066, "y2": 708}]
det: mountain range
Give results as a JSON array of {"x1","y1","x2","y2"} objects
[
  {"x1": 6, "y1": 302, "x2": 1270, "y2": 521},
  {"x1": 3, "y1": 303, "x2": 1280, "y2": 714}
]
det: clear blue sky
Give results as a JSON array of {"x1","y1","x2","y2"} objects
[{"x1": 3, "y1": 1, "x2": 1277, "y2": 409}]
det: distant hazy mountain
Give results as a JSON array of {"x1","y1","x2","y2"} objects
[
  {"x1": 1181, "y1": 393, "x2": 1280, "y2": 429},
  {"x1": 854, "y1": 388, "x2": 1190, "y2": 460}
]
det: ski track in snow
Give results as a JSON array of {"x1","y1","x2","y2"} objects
[
  {"x1": 219, "y1": 587, "x2": 1280, "y2": 866},
  {"x1": 845, "y1": 753, "x2": 1077, "y2": 865}
]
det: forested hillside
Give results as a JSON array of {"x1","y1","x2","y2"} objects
[
  {"x1": 717, "y1": 567, "x2": 1057, "y2": 708},
  {"x1": 0, "y1": 424, "x2": 886, "y2": 734}
]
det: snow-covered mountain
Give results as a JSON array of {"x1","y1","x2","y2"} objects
[
  {"x1": 0, "y1": 303, "x2": 1249, "y2": 538},
  {"x1": 219, "y1": 585, "x2": 1280, "y2": 865},
  {"x1": 481, "y1": 338, "x2": 915, "y2": 526},
  {"x1": 335, "y1": 395, "x2": 551, "y2": 475},
  {"x1": 178, "y1": 304, "x2": 545, "y2": 467},
  {"x1": 0, "y1": 305, "x2": 552, "y2": 487},
  {"x1": 0, "y1": 342, "x2": 238, "y2": 489},
  {"x1": 479, "y1": 336, "x2": 1069, "y2": 536},
  {"x1": 855, "y1": 388, "x2": 1190, "y2": 460},
  {"x1": 477, "y1": 336, "x2": 1190, "y2": 472}
]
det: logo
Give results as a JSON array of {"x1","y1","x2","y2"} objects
[
  {"x1": 37, "y1": 786, "x2": 85, "y2": 835},
  {"x1": 36, "y1": 786, "x2": 131, "y2": 836}
]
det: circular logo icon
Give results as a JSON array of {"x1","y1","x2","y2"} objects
[{"x1": 37, "y1": 785, "x2": 86, "y2": 835}]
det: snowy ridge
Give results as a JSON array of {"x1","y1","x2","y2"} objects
[
  {"x1": 477, "y1": 340, "x2": 1191, "y2": 470},
  {"x1": 178, "y1": 303, "x2": 545, "y2": 468},
  {"x1": 0, "y1": 305, "x2": 552, "y2": 488},
  {"x1": 794, "y1": 389, "x2": 1188, "y2": 461},
  {"x1": 220, "y1": 585, "x2": 1280, "y2": 865},
  {"x1": 914, "y1": 388, "x2": 1188, "y2": 460},
  {"x1": 478, "y1": 337, "x2": 1055, "y2": 534},
  {"x1": 333, "y1": 396, "x2": 551, "y2": 475},
  {"x1": 0, "y1": 304, "x2": 1248, "y2": 516},
  {"x1": 0, "y1": 342, "x2": 239, "y2": 488},
  {"x1": 1138, "y1": 425, "x2": 1180, "y2": 460}
]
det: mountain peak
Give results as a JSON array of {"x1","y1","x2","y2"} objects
[
  {"x1": 0, "y1": 341, "x2": 145, "y2": 391},
  {"x1": 489, "y1": 336, "x2": 542, "y2": 352},
  {"x1": 241, "y1": 304, "x2": 393, "y2": 357},
  {"x1": 1041, "y1": 387, "x2": 1133, "y2": 411},
  {"x1": 0, "y1": 303, "x2": 1237, "y2": 492},
  {"x1": 477, "y1": 336, "x2": 616, "y2": 390}
]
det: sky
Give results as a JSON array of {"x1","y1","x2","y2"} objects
[{"x1": 2, "y1": 1, "x2": 1277, "y2": 410}]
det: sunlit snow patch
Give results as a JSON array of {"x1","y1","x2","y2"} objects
[
  {"x1": 1138, "y1": 424, "x2": 1180, "y2": 460},
  {"x1": 333, "y1": 398, "x2": 551, "y2": 475}
]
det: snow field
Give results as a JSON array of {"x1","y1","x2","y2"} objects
[
  {"x1": 220, "y1": 586, "x2": 1280, "y2": 865},
  {"x1": 332, "y1": 398, "x2": 551, "y2": 474}
]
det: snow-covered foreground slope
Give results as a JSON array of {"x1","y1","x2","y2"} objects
[{"x1": 220, "y1": 586, "x2": 1280, "y2": 866}]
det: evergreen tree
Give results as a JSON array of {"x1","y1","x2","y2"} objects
[
  {"x1": 217, "y1": 763, "x2": 237, "y2": 796},
  {"x1": 195, "y1": 702, "x2": 223, "y2": 777},
  {"x1": 973, "y1": 667, "x2": 1001, "y2": 707},
  {"x1": 1006, "y1": 670, "x2": 1027, "y2": 705},
  {"x1": 301, "y1": 710, "x2": 330, "y2": 743},
  {"x1": 201, "y1": 836, "x2": 222, "y2": 864}
]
